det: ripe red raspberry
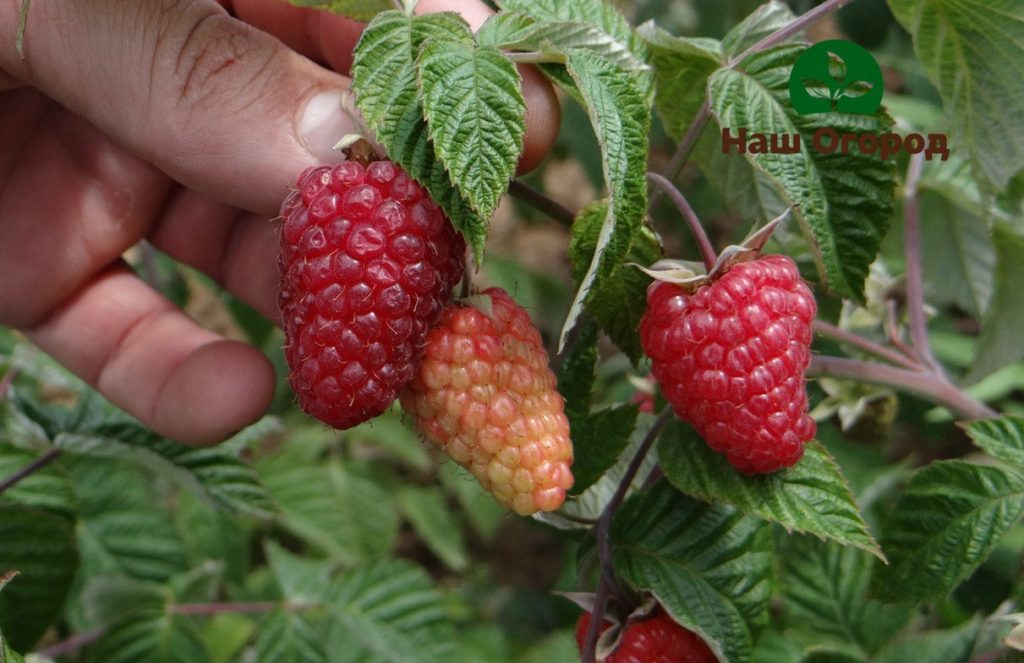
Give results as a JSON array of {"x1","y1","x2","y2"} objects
[
  {"x1": 639, "y1": 255, "x2": 816, "y2": 474},
  {"x1": 400, "y1": 288, "x2": 573, "y2": 515},
  {"x1": 575, "y1": 610, "x2": 717, "y2": 663},
  {"x1": 279, "y1": 160, "x2": 465, "y2": 429}
]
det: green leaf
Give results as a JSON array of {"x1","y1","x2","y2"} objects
[
  {"x1": 0, "y1": 573, "x2": 23, "y2": 663},
  {"x1": 437, "y1": 463, "x2": 506, "y2": 542},
  {"x1": 352, "y1": 11, "x2": 487, "y2": 258},
  {"x1": 203, "y1": 613, "x2": 256, "y2": 663},
  {"x1": 556, "y1": 316, "x2": 600, "y2": 413},
  {"x1": 85, "y1": 587, "x2": 211, "y2": 663},
  {"x1": 516, "y1": 630, "x2": 578, "y2": 663},
  {"x1": 496, "y1": 0, "x2": 651, "y2": 94},
  {"x1": 612, "y1": 483, "x2": 773, "y2": 663},
  {"x1": 285, "y1": 0, "x2": 392, "y2": 23},
  {"x1": 68, "y1": 457, "x2": 187, "y2": 582},
  {"x1": 871, "y1": 618, "x2": 981, "y2": 663},
  {"x1": 0, "y1": 505, "x2": 77, "y2": 651},
  {"x1": 417, "y1": 40, "x2": 524, "y2": 220},
  {"x1": 265, "y1": 541, "x2": 335, "y2": 604},
  {"x1": 480, "y1": 12, "x2": 650, "y2": 83},
  {"x1": 965, "y1": 224, "x2": 1024, "y2": 384},
  {"x1": 637, "y1": 22, "x2": 722, "y2": 140},
  {"x1": 259, "y1": 456, "x2": 398, "y2": 564},
  {"x1": 658, "y1": 422, "x2": 882, "y2": 558},
  {"x1": 567, "y1": 404, "x2": 639, "y2": 497},
  {"x1": 777, "y1": 535, "x2": 912, "y2": 656},
  {"x1": 568, "y1": 199, "x2": 662, "y2": 363},
  {"x1": 254, "y1": 610, "x2": 328, "y2": 663},
  {"x1": 964, "y1": 417, "x2": 1024, "y2": 469},
  {"x1": 919, "y1": 188, "x2": 994, "y2": 319},
  {"x1": 54, "y1": 415, "x2": 275, "y2": 520},
  {"x1": 324, "y1": 559, "x2": 457, "y2": 662},
  {"x1": 888, "y1": 0, "x2": 1024, "y2": 187},
  {"x1": 721, "y1": 1, "x2": 799, "y2": 57},
  {"x1": 708, "y1": 44, "x2": 896, "y2": 300},
  {"x1": 0, "y1": 444, "x2": 74, "y2": 519},
  {"x1": 559, "y1": 50, "x2": 650, "y2": 352},
  {"x1": 876, "y1": 460, "x2": 1024, "y2": 601},
  {"x1": 396, "y1": 486, "x2": 469, "y2": 572}
]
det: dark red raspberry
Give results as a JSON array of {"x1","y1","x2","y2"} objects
[
  {"x1": 640, "y1": 255, "x2": 816, "y2": 474},
  {"x1": 575, "y1": 610, "x2": 717, "y2": 663},
  {"x1": 278, "y1": 160, "x2": 465, "y2": 429}
]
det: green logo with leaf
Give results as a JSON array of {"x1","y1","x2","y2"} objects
[{"x1": 789, "y1": 39, "x2": 884, "y2": 115}]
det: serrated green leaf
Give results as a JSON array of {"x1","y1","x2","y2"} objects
[
  {"x1": 567, "y1": 404, "x2": 639, "y2": 497},
  {"x1": 437, "y1": 462, "x2": 505, "y2": 542},
  {"x1": 68, "y1": 457, "x2": 187, "y2": 582},
  {"x1": 871, "y1": 617, "x2": 981, "y2": 663},
  {"x1": 559, "y1": 50, "x2": 650, "y2": 352},
  {"x1": 285, "y1": 0, "x2": 392, "y2": 23},
  {"x1": 264, "y1": 541, "x2": 335, "y2": 604},
  {"x1": 324, "y1": 559, "x2": 457, "y2": 663},
  {"x1": 0, "y1": 444, "x2": 74, "y2": 519},
  {"x1": 496, "y1": 0, "x2": 651, "y2": 95},
  {"x1": 396, "y1": 486, "x2": 469, "y2": 572},
  {"x1": 81, "y1": 575, "x2": 166, "y2": 629},
  {"x1": 176, "y1": 491, "x2": 252, "y2": 586},
  {"x1": 352, "y1": 11, "x2": 487, "y2": 259},
  {"x1": 556, "y1": 316, "x2": 600, "y2": 413},
  {"x1": 777, "y1": 535, "x2": 912, "y2": 656},
  {"x1": 0, "y1": 505, "x2": 78, "y2": 651},
  {"x1": 85, "y1": 600, "x2": 211, "y2": 663},
  {"x1": 964, "y1": 417, "x2": 1024, "y2": 469},
  {"x1": 658, "y1": 422, "x2": 882, "y2": 558},
  {"x1": 254, "y1": 610, "x2": 327, "y2": 663},
  {"x1": 417, "y1": 40, "x2": 525, "y2": 219},
  {"x1": 568, "y1": 199, "x2": 662, "y2": 363},
  {"x1": 347, "y1": 414, "x2": 432, "y2": 473},
  {"x1": 708, "y1": 45, "x2": 896, "y2": 299},
  {"x1": 919, "y1": 190, "x2": 994, "y2": 319},
  {"x1": 612, "y1": 483, "x2": 773, "y2": 663},
  {"x1": 637, "y1": 22, "x2": 722, "y2": 140},
  {"x1": 876, "y1": 460, "x2": 1024, "y2": 602},
  {"x1": 888, "y1": 0, "x2": 1024, "y2": 188},
  {"x1": 721, "y1": 1, "x2": 799, "y2": 57},
  {"x1": 965, "y1": 224, "x2": 1024, "y2": 384},
  {"x1": 258, "y1": 457, "x2": 398, "y2": 565}
]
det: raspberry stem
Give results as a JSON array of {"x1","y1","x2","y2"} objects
[
  {"x1": 901, "y1": 153, "x2": 940, "y2": 372},
  {"x1": 582, "y1": 408, "x2": 674, "y2": 663},
  {"x1": 507, "y1": 180, "x2": 575, "y2": 226},
  {"x1": 813, "y1": 320, "x2": 923, "y2": 370},
  {"x1": 647, "y1": 172, "x2": 717, "y2": 271}
]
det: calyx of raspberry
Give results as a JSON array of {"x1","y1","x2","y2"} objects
[{"x1": 637, "y1": 207, "x2": 793, "y2": 291}]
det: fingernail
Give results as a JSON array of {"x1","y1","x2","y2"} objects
[{"x1": 299, "y1": 90, "x2": 354, "y2": 164}]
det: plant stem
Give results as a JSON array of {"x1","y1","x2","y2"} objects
[
  {"x1": 173, "y1": 601, "x2": 279, "y2": 616},
  {"x1": 0, "y1": 448, "x2": 61, "y2": 495},
  {"x1": 809, "y1": 356, "x2": 997, "y2": 420},
  {"x1": 508, "y1": 180, "x2": 576, "y2": 227},
  {"x1": 902, "y1": 152, "x2": 938, "y2": 370},
  {"x1": 582, "y1": 409, "x2": 674, "y2": 663},
  {"x1": 729, "y1": 0, "x2": 858, "y2": 65},
  {"x1": 35, "y1": 628, "x2": 106, "y2": 659},
  {"x1": 658, "y1": 100, "x2": 712, "y2": 187},
  {"x1": 812, "y1": 320, "x2": 922, "y2": 370},
  {"x1": 647, "y1": 172, "x2": 717, "y2": 271}
]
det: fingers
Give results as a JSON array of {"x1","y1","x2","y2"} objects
[
  {"x1": 148, "y1": 187, "x2": 281, "y2": 323},
  {"x1": 229, "y1": 0, "x2": 560, "y2": 172},
  {"x1": 25, "y1": 265, "x2": 276, "y2": 445},
  {"x1": 0, "y1": 0, "x2": 356, "y2": 216}
]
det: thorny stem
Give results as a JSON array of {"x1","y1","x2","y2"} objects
[
  {"x1": 0, "y1": 448, "x2": 61, "y2": 496},
  {"x1": 812, "y1": 320, "x2": 923, "y2": 370},
  {"x1": 508, "y1": 180, "x2": 576, "y2": 227},
  {"x1": 582, "y1": 409, "x2": 674, "y2": 663},
  {"x1": 902, "y1": 153, "x2": 939, "y2": 370},
  {"x1": 647, "y1": 172, "x2": 717, "y2": 271},
  {"x1": 809, "y1": 356, "x2": 997, "y2": 420}
]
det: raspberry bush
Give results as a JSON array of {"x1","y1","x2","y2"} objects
[{"x1": 2, "y1": 1, "x2": 1024, "y2": 662}]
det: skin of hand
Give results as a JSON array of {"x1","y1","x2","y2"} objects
[{"x1": 0, "y1": 0, "x2": 560, "y2": 445}]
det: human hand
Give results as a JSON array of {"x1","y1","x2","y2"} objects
[{"x1": 0, "y1": 0, "x2": 559, "y2": 445}]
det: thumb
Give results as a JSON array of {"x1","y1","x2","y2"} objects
[{"x1": 1, "y1": 0, "x2": 355, "y2": 215}]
